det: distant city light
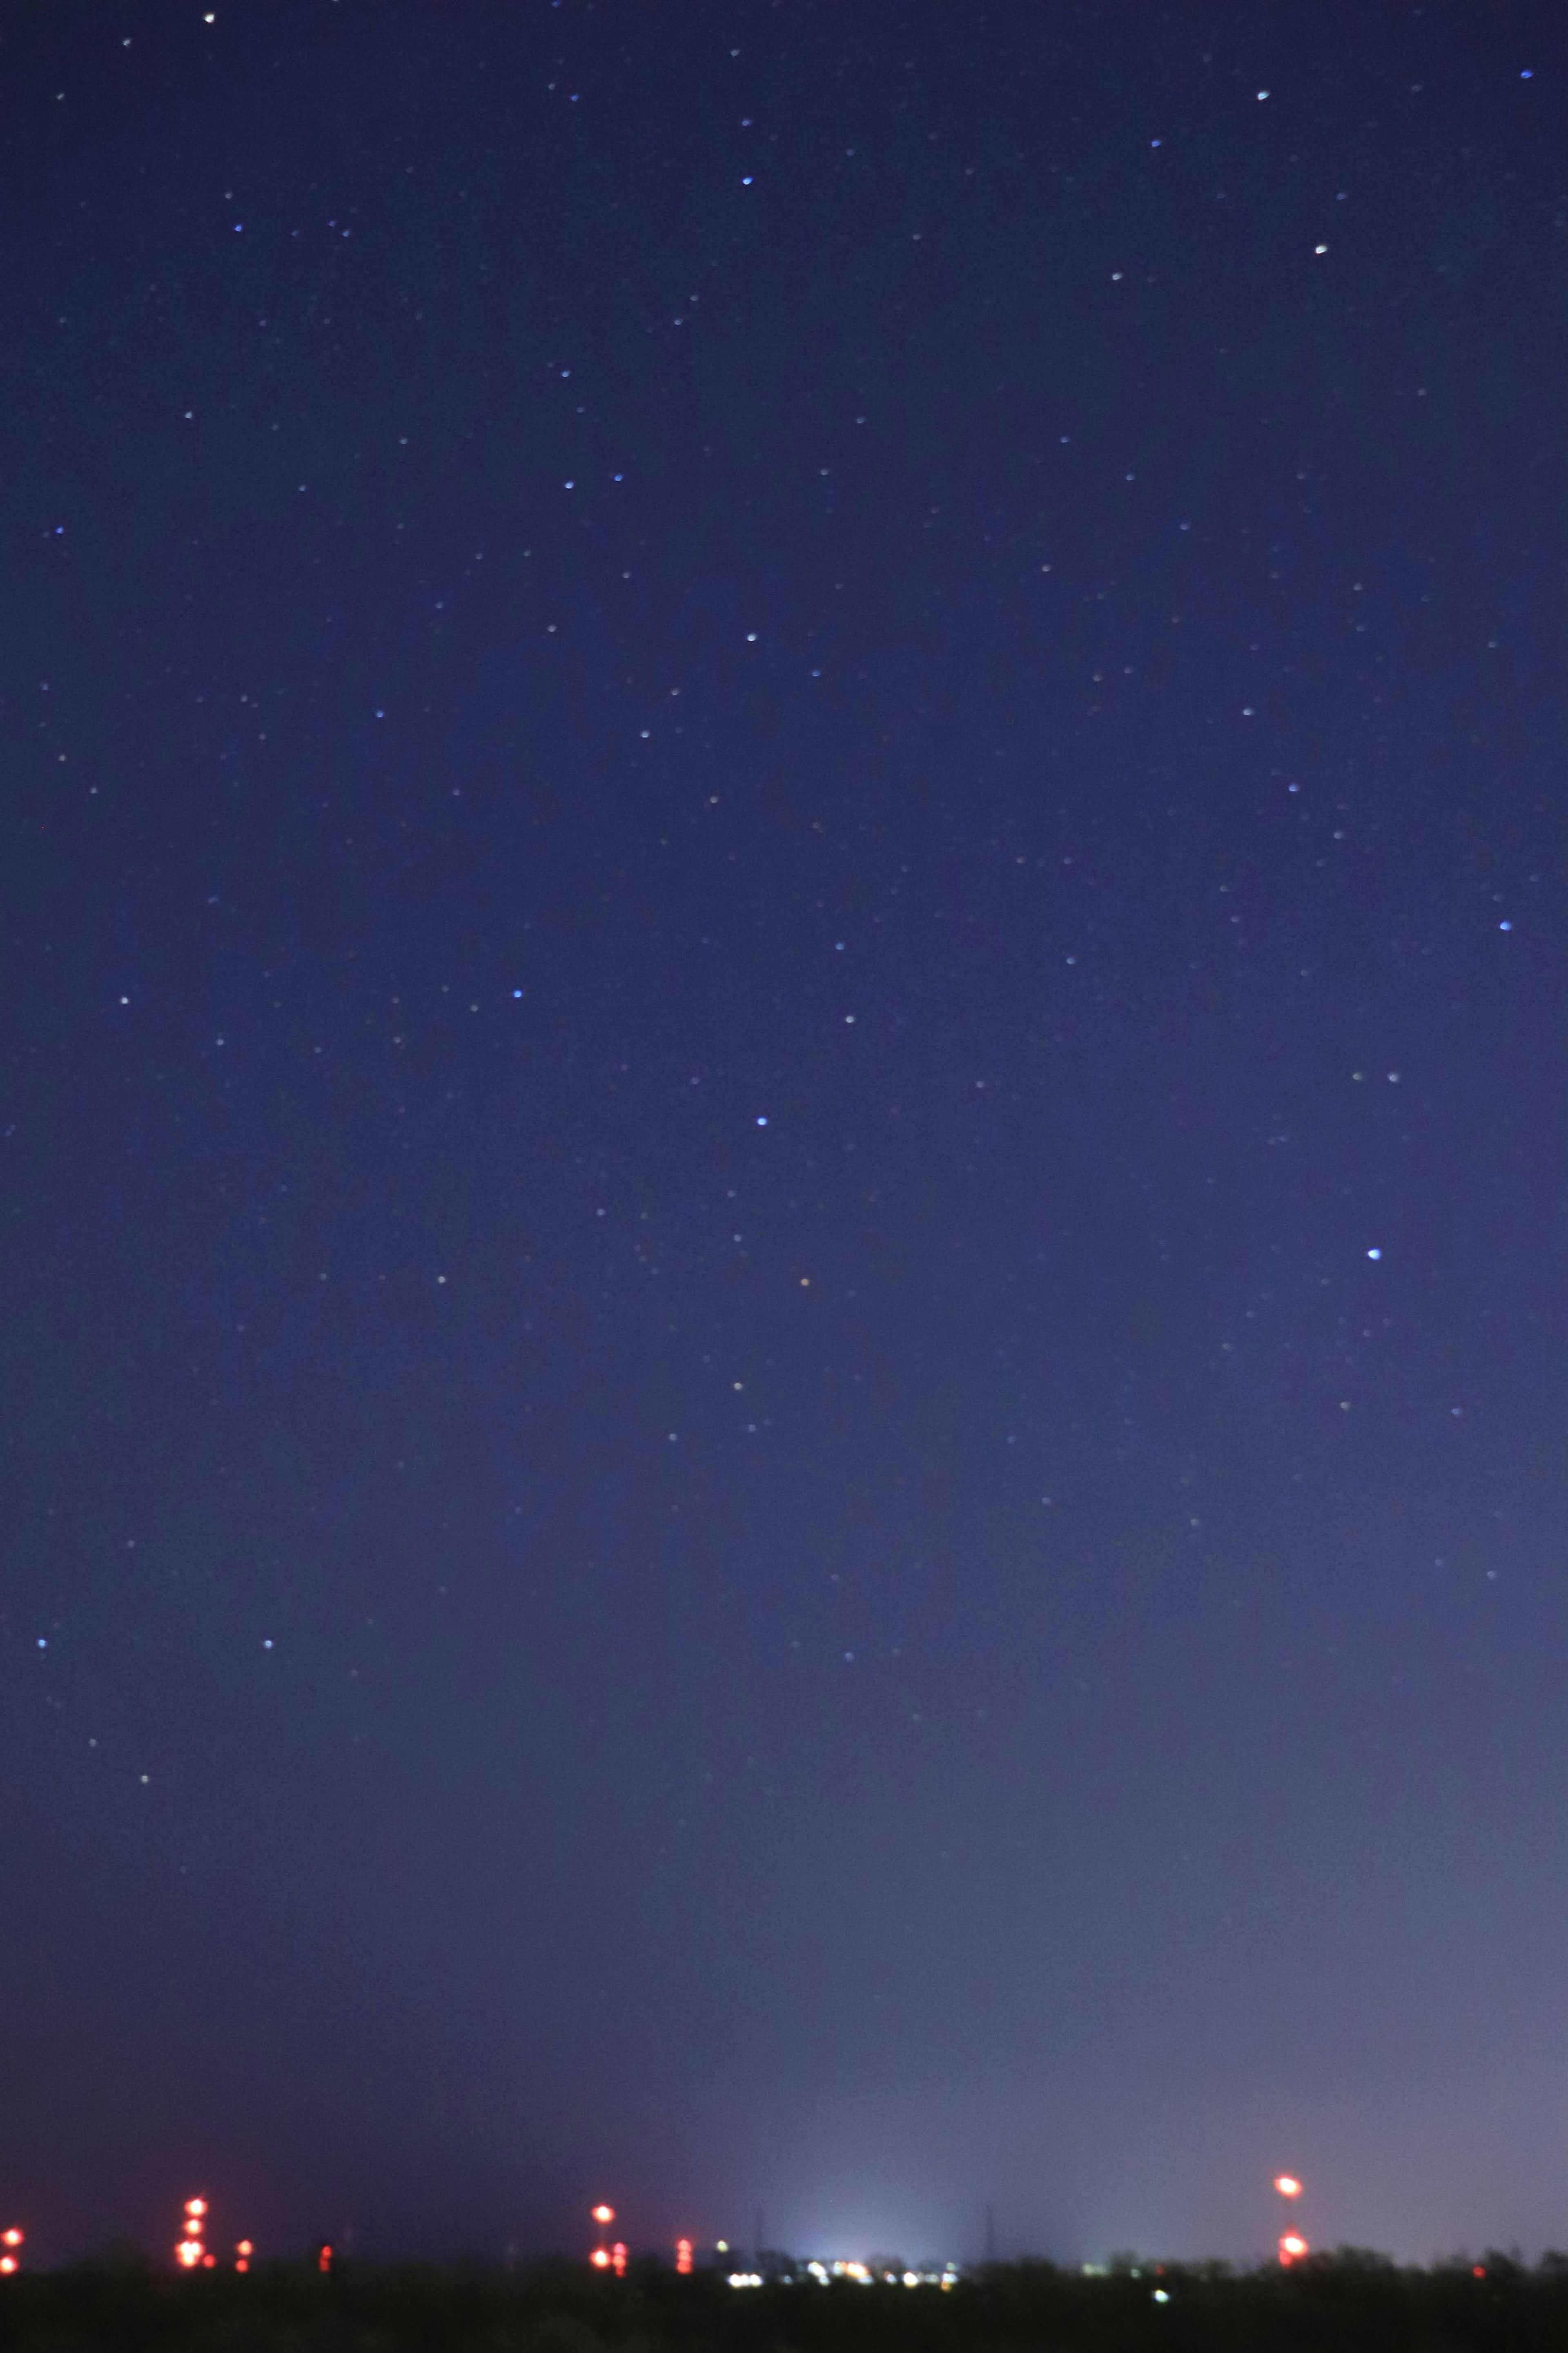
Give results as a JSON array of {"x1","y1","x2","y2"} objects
[
  {"x1": 675, "y1": 2238, "x2": 693, "y2": 2275},
  {"x1": 1279, "y1": 2234, "x2": 1309, "y2": 2265},
  {"x1": 612, "y1": 2243, "x2": 627, "y2": 2276},
  {"x1": 590, "y1": 2249, "x2": 612, "y2": 2270},
  {"x1": 0, "y1": 2226, "x2": 22, "y2": 2276},
  {"x1": 318, "y1": 2246, "x2": 332, "y2": 2275},
  {"x1": 1274, "y1": 2175, "x2": 1303, "y2": 2198},
  {"x1": 592, "y1": 2205, "x2": 615, "y2": 2225}
]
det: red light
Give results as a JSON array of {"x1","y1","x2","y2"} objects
[
  {"x1": 1473, "y1": 2265, "x2": 1486, "y2": 2279},
  {"x1": 675, "y1": 2239, "x2": 693, "y2": 2276},
  {"x1": 1273, "y1": 2175, "x2": 1302, "y2": 2199},
  {"x1": 590, "y1": 2249, "x2": 612, "y2": 2271},
  {"x1": 235, "y1": 2262, "x2": 250, "y2": 2276},
  {"x1": 612, "y1": 2244, "x2": 627, "y2": 2277},
  {"x1": 236, "y1": 2241, "x2": 253, "y2": 2259},
  {"x1": 318, "y1": 2246, "x2": 332, "y2": 2275}
]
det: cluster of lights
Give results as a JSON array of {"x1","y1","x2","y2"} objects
[
  {"x1": 730, "y1": 2261, "x2": 958, "y2": 2291},
  {"x1": 589, "y1": 2204, "x2": 616, "y2": 2271},
  {"x1": 587, "y1": 2206, "x2": 694, "y2": 2279},
  {"x1": 176, "y1": 2196, "x2": 214, "y2": 2270},
  {"x1": 0, "y1": 2227, "x2": 23, "y2": 2276},
  {"x1": 174, "y1": 2196, "x2": 254, "y2": 2274},
  {"x1": 1274, "y1": 2171, "x2": 1308, "y2": 2266}
]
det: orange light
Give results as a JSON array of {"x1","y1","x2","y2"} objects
[
  {"x1": 235, "y1": 2261, "x2": 250, "y2": 2276},
  {"x1": 1278, "y1": 2234, "x2": 1308, "y2": 2265},
  {"x1": 0, "y1": 2259, "x2": 15, "y2": 2277},
  {"x1": 590, "y1": 2248, "x2": 612, "y2": 2270},
  {"x1": 612, "y1": 2244, "x2": 627, "y2": 2276},
  {"x1": 0, "y1": 2232, "x2": 21, "y2": 2249},
  {"x1": 592, "y1": 2205, "x2": 615, "y2": 2226},
  {"x1": 1273, "y1": 2175, "x2": 1302, "y2": 2199},
  {"x1": 176, "y1": 2241, "x2": 203, "y2": 2268},
  {"x1": 186, "y1": 2199, "x2": 208, "y2": 2219},
  {"x1": 236, "y1": 2241, "x2": 253, "y2": 2258},
  {"x1": 675, "y1": 2239, "x2": 693, "y2": 2276}
]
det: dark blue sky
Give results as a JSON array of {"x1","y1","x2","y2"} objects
[{"x1": 1, "y1": 0, "x2": 1563, "y2": 2273}]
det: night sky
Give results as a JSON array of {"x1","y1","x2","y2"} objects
[{"x1": 2, "y1": 0, "x2": 1563, "y2": 2275}]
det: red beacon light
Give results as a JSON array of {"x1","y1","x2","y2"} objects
[
  {"x1": 0, "y1": 2227, "x2": 21, "y2": 2277},
  {"x1": 676, "y1": 2239, "x2": 693, "y2": 2276},
  {"x1": 317, "y1": 2246, "x2": 333, "y2": 2276},
  {"x1": 1278, "y1": 2234, "x2": 1309, "y2": 2266},
  {"x1": 612, "y1": 2244, "x2": 627, "y2": 2277},
  {"x1": 590, "y1": 2249, "x2": 612, "y2": 2271},
  {"x1": 235, "y1": 2241, "x2": 254, "y2": 2275}
]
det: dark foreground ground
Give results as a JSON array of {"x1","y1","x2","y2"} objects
[{"x1": 4, "y1": 2254, "x2": 1568, "y2": 2353}]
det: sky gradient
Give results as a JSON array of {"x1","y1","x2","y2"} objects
[{"x1": 1, "y1": 0, "x2": 1564, "y2": 2273}]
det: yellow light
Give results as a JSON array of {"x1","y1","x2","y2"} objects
[{"x1": 236, "y1": 2241, "x2": 254, "y2": 2258}]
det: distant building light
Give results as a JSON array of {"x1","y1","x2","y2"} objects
[
  {"x1": 590, "y1": 2250, "x2": 612, "y2": 2271},
  {"x1": 592, "y1": 2206, "x2": 615, "y2": 2226},
  {"x1": 611, "y1": 2244, "x2": 627, "y2": 2277},
  {"x1": 318, "y1": 2246, "x2": 332, "y2": 2275},
  {"x1": 1274, "y1": 2175, "x2": 1303, "y2": 2198},
  {"x1": 675, "y1": 2239, "x2": 693, "y2": 2275},
  {"x1": 727, "y1": 2273, "x2": 764, "y2": 2288},
  {"x1": 1279, "y1": 2235, "x2": 1309, "y2": 2265}
]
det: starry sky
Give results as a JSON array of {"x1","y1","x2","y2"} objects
[{"x1": 2, "y1": 0, "x2": 1563, "y2": 2275}]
